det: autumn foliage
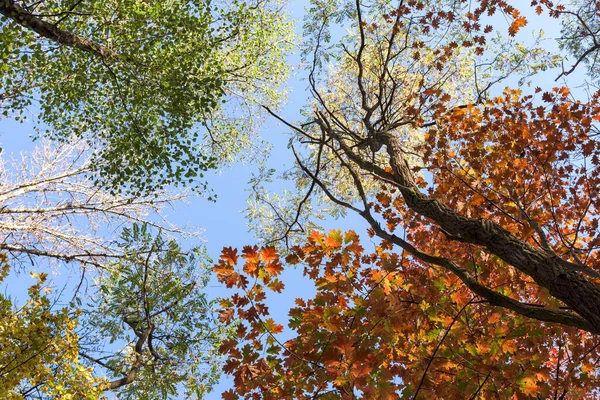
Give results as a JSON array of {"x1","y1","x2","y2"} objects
[
  {"x1": 215, "y1": 0, "x2": 600, "y2": 399},
  {"x1": 0, "y1": 254, "x2": 102, "y2": 398},
  {"x1": 215, "y1": 228, "x2": 600, "y2": 399}
]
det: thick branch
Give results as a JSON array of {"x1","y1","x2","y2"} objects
[
  {"x1": 0, "y1": 0, "x2": 117, "y2": 59},
  {"x1": 102, "y1": 325, "x2": 153, "y2": 391},
  {"x1": 362, "y1": 210, "x2": 599, "y2": 334},
  {"x1": 380, "y1": 133, "x2": 600, "y2": 332}
]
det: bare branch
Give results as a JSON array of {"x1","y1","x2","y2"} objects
[{"x1": 0, "y1": 137, "x2": 195, "y2": 270}]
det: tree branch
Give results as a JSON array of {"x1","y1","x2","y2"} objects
[
  {"x1": 102, "y1": 325, "x2": 153, "y2": 390},
  {"x1": 0, "y1": 0, "x2": 117, "y2": 59},
  {"x1": 360, "y1": 207, "x2": 599, "y2": 334}
]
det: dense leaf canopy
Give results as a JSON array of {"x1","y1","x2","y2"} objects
[
  {"x1": 217, "y1": 0, "x2": 600, "y2": 399},
  {"x1": 0, "y1": 0, "x2": 292, "y2": 194},
  {"x1": 3, "y1": 0, "x2": 600, "y2": 398}
]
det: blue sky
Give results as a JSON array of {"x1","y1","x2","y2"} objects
[
  {"x1": 0, "y1": 0, "x2": 359, "y2": 397},
  {"x1": 0, "y1": 0, "x2": 587, "y2": 398}
]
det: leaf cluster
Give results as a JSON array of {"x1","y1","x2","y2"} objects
[
  {"x1": 216, "y1": 230, "x2": 600, "y2": 398},
  {"x1": 0, "y1": 253, "x2": 103, "y2": 399},
  {"x1": 83, "y1": 224, "x2": 230, "y2": 398},
  {"x1": 0, "y1": 0, "x2": 293, "y2": 194}
]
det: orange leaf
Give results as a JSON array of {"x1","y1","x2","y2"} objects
[
  {"x1": 520, "y1": 377, "x2": 540, "y2": 396},
  {"x1": 221, "y1": 247, "x2": 239, "y2": 265},
  {"x1": 325, "y1": 230, "x2": 343, "y2": 249},
  {"x1": 242, "y1": 245, "x2": 260, "y2": 262},
  {"x1": 333, "y1": 336, "x2": 354, "y2": 356},
  {"x1": 502, "y1": 340, "x2": 518, "y2": 354},
  {"x1": 268, "y1": 280, "x2": 285, "y2": 292},
  {"x1": 376, "y1": 192, "x2": 392, "y2": 207},
  {"x1": 264, "y1": 318, "x2": 284, "y2": 334},
  {"x1": 219, "y1": 308, "x2": 235, "y2": 324},
  {"x1": 508, "y1": 16, "x2": 527, "y2": 36},
  {"x1": 260, "y1": 247, "x2": 279, "y2": 264},
  {"x1": 350, "y1": 363, "x2": 373, "y2": 378},
  {"x1": 264, "y1": 261, "x2": 284, "y2": 276}
]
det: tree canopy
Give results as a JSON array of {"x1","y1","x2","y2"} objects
[
  {"x1": 0, "y1": 138, "x2": 228, "y2": 398},
  {"x1": 216, "y1": 0, "x2": 600, "y2": 398},
  {"x1": 0, "y1": 0, "x2": 294, "y2": 397},
  {"x1": 0, "y1": 253, "x2": 102, "y2": 399},
  {"x1": 0, "y1": 0, "x2": 292, "y2": 194},
  {"x1": 3, "y1": 0, "x2": 600, "y2": 398}
]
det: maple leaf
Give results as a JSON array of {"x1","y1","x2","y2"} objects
[
  {"x1": 350, "y1": 362, "x2": 373, "y2": 378},
  {"x1": 324, "y1": 232, "x2": 342, "y2": 249},
  {"x1": 309, "y1": 230, "x2": 324, "y2": 243},
  {"x1": 267, "y1": 280, "x2": 285, "y2": 293},
  {"x1": 264, "y1": 261, "x2": 284, "y2": 276},
  {"x1": 520, "y1": 377, "x2": 540, "y2": 396},
  {"x1": 221, "y1": 247, "x2": 239, "y2": 265},
  {"x1": 223, "y1": 359, "x2": 240, "y2": 375},
  {"x1": 347, "y1": 241, "x2": 365, "y2": 256},
  {"x1": 502, "y1": 340, "x2": 518, "y2": 354},
  {"x1": 542, "y1": 91, "x2": 554, "y2": 102},
  {"x1": 213, "y1": 260, "x2": 234, "y2": 275},
  {"x1": 508, "y1": 16, "x2": 527, "y2": 36},
  {"x1": 219, "y1": 308, "x2": 235, "y2": 324},
  {"x1": 285, "y1": 253, "x2": 300, "y2": 264},
  {"x1": 332, "y1": 336, "x2": 354, "y2": 357},
  {"x1": 260, "y1": 247, "x2": 279, "y2": 264},
  {"x1": 220, "y1": 338, "x2": 239, "y2": 354},
  {"x1": 242, "y1": 245, "x2": 260, "y2": 262},
  {"x1": 264, "y1": 318, "x2": 284, "y2": 334}
]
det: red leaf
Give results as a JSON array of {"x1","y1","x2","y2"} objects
[{"x1": 219, "y1": 308, "x2": 235, "y2": 324}]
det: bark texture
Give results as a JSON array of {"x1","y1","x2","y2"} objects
[
  {"x1": 382, "y1": 133, "x2": 600, "y2": 333},
  {"x1": 0, "y1": 0, "x2": 117, "y2": 58}
]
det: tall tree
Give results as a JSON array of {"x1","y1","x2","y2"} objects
[
  {"x1": 0, "y1": 0, "x2": 292, "y2": 193},
  {"x1": 0, "y1": 0, "x2": 292, "y2": 397},
  {"x1": 218, "y1": 0, "x2": 600, "y2": 398},
  {"x1": 0, "y1": 139, "x2": 227, "y2": 398},
  {"x1": 544, "y1": 0, "x2": 600, "y2": 80},
  {"x1": 0, "y1": 137, "x2": 190, "y2": 269},
  {"x1": 83, "y1": 224, "x2": 228, "y2": 399}
]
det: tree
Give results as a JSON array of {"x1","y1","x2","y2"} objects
[
  {"x1": 217, "y1": 0, "x2": 600, "y2": 398},
  {"x1": 247, "y1": 0, "x2": 559, "y2": 246},
  {"x1": 82, "y1": 224, "x2": 229, "y2": 399},
  {"x1": 549, "y1": 0, "x2": 600, "y2": 80},
  {"x1": 0, "y1": 137, "x2": 190, "y2": 269},
  {"x1": 0, "y1": 0, "x2": 291, "y2": 394},
  {"x1": 0, "y1": 224, "x2": 227, "y2": 399},
  {"x1": 0, "y1": 253, "x2": 102, "y2": 399},
  {"x1": 0, "y1": 0, "x2": 292, "y2": 193},
  {"x1": 0, "y1": 139, "x2": 228, "y2": 398}
]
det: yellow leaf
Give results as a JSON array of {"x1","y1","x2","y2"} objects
[
  {"x1": 502, "y1": 340, "x2": 517, "y2": 354},
  {"x1": 520, "y1": 377, "x2": 540, "y2": 396}
]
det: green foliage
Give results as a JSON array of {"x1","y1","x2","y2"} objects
[
  {"x1": 0, "y1": 0, "x2": 292, "y2": 194},
  {"x1": 558, "y1": 0, "x2": 600, "y2": 80},
  {"x1": 248, "y1": 0, "x2": 564, "y2": 247},
  {"x1": 0, "y1": 223, "x2": 229, "y2": 398},
  {"x1": 85, "y1": 224, "x2": 230, "y2": 399}
]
